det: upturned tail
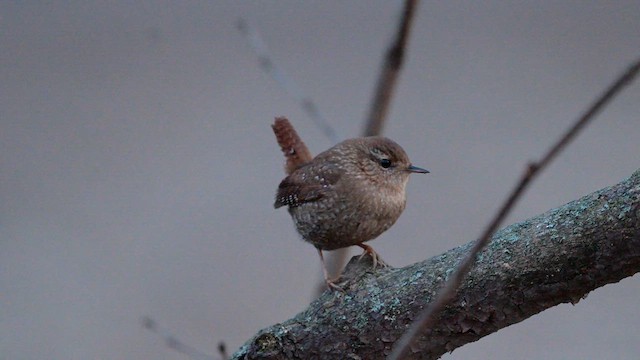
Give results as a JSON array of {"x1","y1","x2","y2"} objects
[{"x1": 272, "y1": 117, "x2": 313, "y2": 175}]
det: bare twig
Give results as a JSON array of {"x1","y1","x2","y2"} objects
[
  {"x1": 218, "y1": 342, "x2": 228, "y2": 360},
  {"x1": 324, "y1": 0, "x2": 421, "y2": 299},
  {"x1": 237, "y1": 18, "x2": 339, "y2": 144},
  {"x1": 364, "y1": 0, "x2": 419, "y2": 136},
  {"x1": 141, "y1": 316, "x2": 216, "y2": 360},
  {"x1": 242, "y1": 3, "x2": 419, "y2": 297},
  {"x1": 388, "y1": 58, "x2": 640, "y2": 360}
]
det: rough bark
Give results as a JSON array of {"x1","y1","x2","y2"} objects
[{"x1": 232, "y1": 169, "x2": 640, "y2": 360}]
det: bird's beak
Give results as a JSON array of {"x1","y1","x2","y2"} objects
[{"x1": 407, "y1": 165, "x2": 429, "y2": 174}]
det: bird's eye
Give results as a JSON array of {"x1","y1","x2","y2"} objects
[{"x1": 379, "y1": 158, "x2": 392, "y2": 168}]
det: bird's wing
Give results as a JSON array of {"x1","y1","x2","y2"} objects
[{"x1": 274, "y1": 163, "x2": 342, "y2": 208}]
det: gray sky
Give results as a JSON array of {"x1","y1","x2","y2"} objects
[{"x1": 1, "y1": 1, "x2": 639, "y2": 359}]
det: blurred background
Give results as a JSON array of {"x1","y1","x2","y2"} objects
[{"x1": 2, "y1": 1, "x2": 639, "y2": 359}]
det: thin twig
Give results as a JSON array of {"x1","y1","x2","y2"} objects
[
  {"x1": 363, "y1": 0, "x2": 419, "y2": 136},
  {"x1": 237, "y1": 18, "x2": 339, "y2": 144},
  {"x1": 141, "y1": 316, "x2": 216, "y2": 360},
  {"x1": 388, "y1": 59, "x2": 640, "y2": 360},
  {"x1": 322, "y1": 0, "x2": 420, "y2": 299},
  {"x1": 218, "y1": 342, "x2": 228, "y2": 360},
  {"x1": 237, "y1": 18, "x2": 338, "y2": 297}
]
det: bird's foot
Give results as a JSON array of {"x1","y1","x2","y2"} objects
[
  {"x1": 325, "y1": 276, "x2": 345, "y2": 292},
  {"x1": 317, "y1": 248, "x2": 346, "y2": 292},
  {"x1": 357, "y1": 244, "x2": 388, "y2": 268}
]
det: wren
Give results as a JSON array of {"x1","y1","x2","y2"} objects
[{"x1": 274, "y1": 131, "x2": 428, "y2": 291}]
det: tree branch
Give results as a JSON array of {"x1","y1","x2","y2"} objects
[
  {"x1": 231, "y1": 168, "x2": 640, "y2": 359},
  {"x1": 388, "y1": 58, "x2": 640, "y2": 359}
]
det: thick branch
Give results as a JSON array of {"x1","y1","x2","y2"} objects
[{"x1": 232, "y1": 169, "x2": 640, "y2": 360}]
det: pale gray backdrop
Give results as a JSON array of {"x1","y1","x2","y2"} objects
[{"x1": 2, "y1": 1, "x2": 639, "y2": 359}]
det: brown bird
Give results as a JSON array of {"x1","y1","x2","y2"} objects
[{"x1": 274, "y1": 122, "x2": 428, "y2": 290}]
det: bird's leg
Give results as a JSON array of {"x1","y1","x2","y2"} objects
[
  {"x1": 317, "y1": 248, "x2": 344, "y2": 292},
  {"x1": 357, "y1": 243, "x2": 388, "y2": 268}
]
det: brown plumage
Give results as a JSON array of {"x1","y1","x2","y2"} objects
[
  {"x1": 272, "y1": 117, "x2": 313, "y2": 175},
  {"x1": 273, "y1": 121, "x2": 428, "y2": 291}
]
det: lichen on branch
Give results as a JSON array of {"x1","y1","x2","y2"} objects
[{"x1": 232, "y1": 169, "x2": 640, "y2": 360}]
